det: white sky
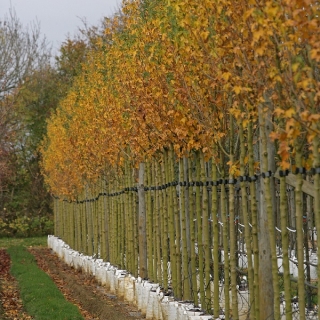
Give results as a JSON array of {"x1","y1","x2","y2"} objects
[{"x1": 1, "y1": 0, "x2": 122, "y2": 53}]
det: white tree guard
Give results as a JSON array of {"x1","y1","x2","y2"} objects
[{"x1": 48, "y1": 235, "x2": 216, "y2": 319}]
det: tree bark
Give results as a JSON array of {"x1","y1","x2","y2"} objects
[{"x1": 138, "y1": 162, "x2": 148, "y2": 279}]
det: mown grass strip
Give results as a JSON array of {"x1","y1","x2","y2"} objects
[
  {"x1": 7, "y1": 245, "x2": 84, "y2": 320},
  {"x1": 0, "y1": 236, "x2": 47, "y2": 249}
]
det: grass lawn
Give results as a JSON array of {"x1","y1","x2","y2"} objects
[
  {"x1": 1, "y1": 236, "x2": 84, "y2": 320},
  {"x1": 0, "y1": 236, "x2": 48, "y2": 249}
]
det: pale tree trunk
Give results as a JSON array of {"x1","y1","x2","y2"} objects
[
  {"x1": 166, "y1": 147, "x2": 177, "y2": 295},
  {"x1": 211, "y1": 158, "x2": 220, "y2": 318},
  {"x1": 200, "y1": 152, "x2": 212, "y2": 310},
  {"x1": 220, "y1": 163, "x2": 230, "y2": 318},
  {"x1": 138, "y1": 162, "x2": 148, "y2": 279},
  {"x1": 228, "y1": 116, "x2": 239, "y2": 320},
  {"x1": 133, "y1": 168, "x2": 139, "y2": 278},
  {"x1": 155, "y1": 159, "x2": 163, "y2": 284},
  {"x1": 183, "y1": 157, "x2": 191, "y2": 257},
  {"x1": 239, "y1": 124, "x2": 255, "y2": 319},
  {"x1": 312, "y1": 135, "x2": 320, "y2": 305},
  {"x1": 81, "y1": 191, "x2": 88, "y2": 255},
  {"x1": 86, "y1": 185, "x2": 94, "y2": 257},
  {"x1": 179, "y1": 157, "x2": 191, "y2": 300},
  {"x1": 146, "y1": 162, "x2": 154, "y2": 280},
  {"x1": 171, "y1": 151, "x2": 182, "y2": 299},
  {"x1": 258, "y1": 104, "x2": 280, "y2": 319},
  {"x1": 101, "y1": 177, "x2": 108, "y2": 261},
  {"x1": 160, "y1": 155, "x2": 169, "y2": 289},
  {"x1": 279, "y1": 175, "x2": 292, "y2": 320},
  {"x1": 151, "y1": 161, "x2": 158, "y2": 282},
  {"x1": 120, "y1": 179, "x2": 125, "y2": 268},
  {"x1": 247, "y1": 121, "x2": 260, "y2": 320},
  {"x1": 195, "y1": 151, "x2": 205, "y2": 308},
  {"x1": 188, "y1": 157, "x2": 198, "y2": 304},
  {"x1": 294, "y1": 145, "x2": 306, "y2": 320},
  {"x1": 124, "y1": 167, "x2": 131, "y2": 270},
  {"x1": 103, "y1": 180, "x2": 110, "y2": 261}
]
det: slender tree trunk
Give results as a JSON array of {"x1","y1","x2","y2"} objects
[
  {"x1": 200, "y1": 152, "x2": 212, "y2": 311},
  {"x1": 312, "y1": 135, "x2": 320, "y2": 305},
  {"x1": 146, "y1": 161, "x2": 154, "y2": 280},
  {"x1": 86, "y1": 186, "x2": 94, "y2": 257},
  {"x1": 134, "y1": 168, "x2": 139, "y2": 278},
  {"x1": 104, "y1": 180, "x2": 110, "y2": 261},
  {"x1": 166, "y1": 148, "x2": 177, "y2": 294},
  {"x1": 160, "y1": 155, "x2": 169, "y2": 289},
  {"x1": 120, "y1": 180, "x2": 125, "y2": 268},
  {"x1": 138, "y1": 162, "x2": 148, "y2": 279},
  {"x1": 188, "y1": 156, "x2": 198, "y2": 304},
  {"x1": 259, "y1": 105, "x2": 279, "y2": 319},
  {"x1": 228, "y1": 115, "x2": 239, "y2": 320},
  {"x1": 171, "y1": 151, "x2": 182, "y2": 299},
  {"x1": 220, "y1": 165, "x2": 230, "y2": 319},
  {"x1": 151, "y1": 161, "x2": 158, "y2": 282},
  {"x1": 279, "y1": 175, "x2": 292, "y2": 320},
  {"x1": 155, "y1": 159, "x2": 162, "y2": 284},
  {"x1": 180, "y1": 157, "x2": 191, "y2": 300},
  {"x1": 101, "y1": 177, "x2": 107, "y2": 261},
  {"x1": 195, "y1": 151, "x2": 205, "y2": 309},
  {"x1": 211, "y1": 158, "x2": 220, "y2": 318},
  {"x1": 93, "y1": 189, "x2": 99, "y2": 257},
  {"x1": 124, "y1": 166, "x2": 131, "y2": 270},
  {"x1": 239, "y1": 124, "x2": 255, "y2": 319},
  {"x1": 294, "y1": 146, "x2": 306, "y2": 320},
  {"x1": 247, "y1": 122, "x2": 260, "y2": 320}
]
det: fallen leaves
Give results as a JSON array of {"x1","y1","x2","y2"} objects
[
  {"x1": 29, "y1": 247, "x2": 143, "y2": 320},
  {"x1": 0, "y1": 249, "x2": 33, "y2": 320}
]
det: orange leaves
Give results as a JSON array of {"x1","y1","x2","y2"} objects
[
  {"x1": 252, "y1": 28, "x2": 265, "y2": 44},
  {"x1": 227, "y1": 160, "x2": 241, "y2": 177},
  {"x1": 274, "y1": 108, "x2": 296, "y2": 118},
  {"x1": 39, "y1": 0, "x2": 320, "y2": 198},
  {"x1": 265, "y1": 2, "x2": 279, "y2": 18},
  {"x1": 243, "y1": 8, "x2": 255, "y2": 21},
  {"x1": 310, "y1": 48, "x2": 320, "y2": 62},
  {"x1": 221, "y1": 72, "x2": 232, "y2": 82}
]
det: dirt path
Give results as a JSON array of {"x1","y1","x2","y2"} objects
[
  {"x1": 29, "y1": 247, "x2": 145, "y2": 320},
  {"x1": 0, "y1": 249, "x2": 32, "y2": 319}
]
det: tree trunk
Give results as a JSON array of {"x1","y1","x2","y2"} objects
[
  {"x1": 211, "y1": 158, "x2": 220, "y2": 318},
  {"x1": 279, "y1": 176, "x2": 292, "y2": 320},
  {"x1": 258, "y1": 104, "x2": 279, "y2": 319},
  {"x1": 180, "y1": 157, "x2": 191, "y2": 300},
  {"x1": 138, "y1": 162, "x2": 148, "y2": 279},
  {"x1": 239, "y1": 124, "x2": 255, "y2": 319}
]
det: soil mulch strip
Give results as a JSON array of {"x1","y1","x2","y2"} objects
[
  {"x1": 29, "y1": 247, "x2": 145, "y2": 320},
  {"x1": 0, "y1": 249, "x2": 32, "y2": 320}
]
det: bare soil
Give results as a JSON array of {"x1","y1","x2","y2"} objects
[{"x1": 30, "y1": 247, "x2": 145, "y2": 320}]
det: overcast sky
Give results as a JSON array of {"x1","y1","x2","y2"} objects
[{"x1": 1, "y1": 0, "x2": 122, "y2": 52}]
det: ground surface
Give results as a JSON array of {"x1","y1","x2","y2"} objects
[
  {"x1": 0, "y1": 247, "x2": 145, "y2": 320},
  {"x1": 0, "y1": 249, "x2": 32, "y2": 319}
]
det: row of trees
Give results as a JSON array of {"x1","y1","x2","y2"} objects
[
  {"x1": 40, "y1": 0, "x2": 319, "y2": 319},
  {"x1": 42, "y1": 0, "x2": 320, "y2": 195}
]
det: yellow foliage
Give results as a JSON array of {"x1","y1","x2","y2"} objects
[{"x1": 39, "y1": 0, "x2": 320, "y2": 197}]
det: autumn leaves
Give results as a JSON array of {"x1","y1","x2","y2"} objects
[
  {"x1": 40, "y1": 1, "x2": 320, "y2": 318},
  {"x1": 40, "y1": 0, "x2": 319, "y2": 198}
]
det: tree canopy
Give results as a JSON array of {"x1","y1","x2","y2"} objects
[{"x1": 40, "y1": 0, "x2": 319, "y2": 198}]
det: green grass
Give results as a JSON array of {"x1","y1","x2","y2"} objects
[
  {"x1": 5, "y1": 242, "x2": 84, "y2": 320},
  {"x1": 0, "y1": 236, "x2": 48, "y2": 249}
]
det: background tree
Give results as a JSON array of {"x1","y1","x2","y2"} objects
[
  {"x1": 0, "y1": 8, "x2": 53, "y2": 236},
  {"x1": 0, "y1": 8, "x2": 94, "y2": 236}
]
